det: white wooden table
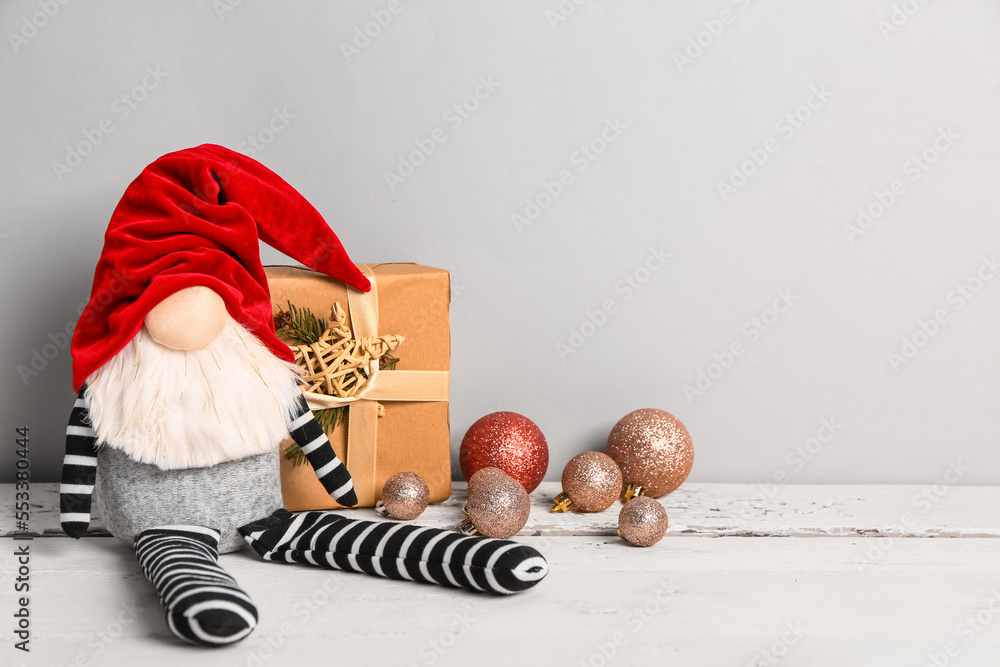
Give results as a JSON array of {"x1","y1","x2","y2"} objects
[{"x1": 3, "y1": 482, "x2": 1000, "y2": 666}]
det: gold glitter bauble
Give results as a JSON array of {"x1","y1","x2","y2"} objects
[
  {"x1": 464, "y1": 474, "x2": 530, "y2": 539},
  {"x1": 618, "y1": 496, "x2": 668, "y2": 547},
  {"x1": 376, "y1": 472, "x2": 429, "y2": 521},
  {"x1": 556, "y1": 451, "x2": 622, "y2": 513},
  {"x1": 468, "y1": 466, "x2": 508, "y2": 492},
  {"x1": 605, "y1": 408, "x2": 693, "y2": 498}
]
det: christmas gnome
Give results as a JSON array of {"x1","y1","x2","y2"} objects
[{"x1": 59, "y1": 144, "x2": 548, "y2": 647}]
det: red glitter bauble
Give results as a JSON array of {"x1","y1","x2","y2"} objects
[{"x1": 460, "y1": 412, "x2": 548, "y2": 493}]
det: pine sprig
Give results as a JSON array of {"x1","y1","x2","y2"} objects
[
  {"x1": 316, "y1": 406, "x2": 348, "y2": 431},
  {"x1": 284, "y1": 441, "x2": 309, "y2": 466},
  {"x1": 274, "y1": 301, "x2": 325, "y2": 344}
]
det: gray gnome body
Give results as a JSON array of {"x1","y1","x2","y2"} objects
[{"x1": 95, "y1": 447, "x2": 282, "y2": 553}]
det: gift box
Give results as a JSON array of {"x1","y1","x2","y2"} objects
[{"x1": 265, "y1": 263, "x2": 451, "y2": 509}]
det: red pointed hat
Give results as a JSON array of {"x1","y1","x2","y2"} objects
[{"x1": 71, "y1": 143, "x2": 371, "y2": 392}]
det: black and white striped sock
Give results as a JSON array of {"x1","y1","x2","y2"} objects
[
  {"x1": 60, "y1": 386, "x2": 99, "y2": 538},
  {"x1": 238, "y1": 509, "x2": 549, "y2": 595},
  {"x1": 135, "y1": 526, "x2": 258, "y2": 646},
  {"x1": 287, "y1": 395, "x2": 357, "y2": 507}
]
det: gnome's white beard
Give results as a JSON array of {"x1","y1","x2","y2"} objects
[{"x1": 85, "y1": 317, "x2": 303, "y2": 469}]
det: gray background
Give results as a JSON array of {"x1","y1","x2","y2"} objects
[{"x1": 2, "y1": 1, "x2": 999, "y2": 486}]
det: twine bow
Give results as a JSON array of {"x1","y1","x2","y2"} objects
[{"x1": 291, "y1": 302, "x2": 404, "y2": 400}]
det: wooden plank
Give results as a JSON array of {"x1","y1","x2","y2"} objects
[
  {"x1": 5, "y1": 481, "x2": 1000, "y2": 539},
  {"x1": 4, "y1": 536, "x2": 1000, "y2": 666}
]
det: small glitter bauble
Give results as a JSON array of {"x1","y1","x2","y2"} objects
[
  {"x1": 375, "y1": 472, "x2": 430, "y2": 521},
  {"x1": 618, "y1": 496, "x2": 668, "y2": 547},
  {"x1": 605, "y1": 408, "x2": 693, "y2": 498},
  {"x1": 467, "y1": 466, "x2": 509, "y2": 492},
  {"x1": 552, "y1": 451, "x2": 622, "y2": 513},
  {"x1": 460, "y1": 412, "x2": 548, "y2": 493},
  {"x1": 461, "y1": 474, "x2": 531, "y2": 539}
]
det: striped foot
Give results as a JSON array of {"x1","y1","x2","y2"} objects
[
  {"x1": 238, "y1": 509, "x2": 549, "y2": 595},
  {"x1": 135, "y1": 526, "x2": 258, "y2": 646}
]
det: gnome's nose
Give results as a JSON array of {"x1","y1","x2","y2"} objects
[{"x1": 144, "y1": 286, "x2": 228, "y2": 351}]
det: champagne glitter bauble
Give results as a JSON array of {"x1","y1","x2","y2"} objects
[
  {"x1": 460, "y1": 474, "x2": 531, "y2": 539},
  {"x1": 468, "y1": 466, "x2": 508, "y2": 492},
  {"x1": 605, "y1": 408, "x2": 693, "y2": 498},
  {"x1": 551, "y1": 451, "x2": 622, "y2": 513},
  {"x1": 460, "y1": 412, "x2": 548, "y2": 493},
  {"x1": 375, "y1": 472, "x2": 430, "y2": 521},
  {"x1": 618, "y1": 496, "x2": 668, "y2": 547}
]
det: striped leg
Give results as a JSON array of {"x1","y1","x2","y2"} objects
[
  {"x1": 238, "y1": 510, "x2": 548, "y2": 595},
  {"x1": 287, "y1": 395, "x2": 357, "y2": 507},
  {"x1": 60, "y1": 386, "x2": 99, "y2": 538},
  {"x1": 135, "y1": 526, "x2": 258, "y2": 646}
]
